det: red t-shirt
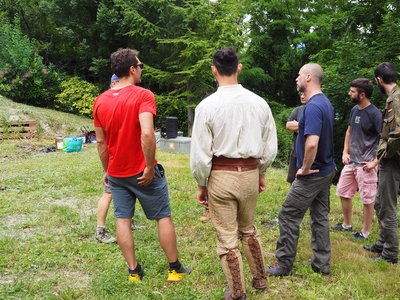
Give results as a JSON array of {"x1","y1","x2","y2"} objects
[{"x1": 93, "y1": 85, "x2": 156, "y2": 177}]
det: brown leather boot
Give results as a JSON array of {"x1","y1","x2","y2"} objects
[
  {"x1": 242, "y1": 231, "x2": 267, "y2": 290},
  {"x1": 224, "y1": 289, "x2": 247, "y2": 300},
  {"x1": 220, "y1": 249, "x2": 246, "y2": 299}
]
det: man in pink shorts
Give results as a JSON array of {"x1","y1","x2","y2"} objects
[{"x1": 333, "y1": 78, "x2": 382, "y2": 240}]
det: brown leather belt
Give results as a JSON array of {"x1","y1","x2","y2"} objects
[{"x1": 211, "y1": 156, "x2": 259, "y2": 172}]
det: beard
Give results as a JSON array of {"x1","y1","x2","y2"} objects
[
  {"x1": 297, "y1": 83, "x2": 305, "y2": 93},
  {"x1": 350, "y1": 95, "x2": 361, "y2": 104},
  {"x1": 377, "y1": 81, "x2": 386, "y2": 94}
]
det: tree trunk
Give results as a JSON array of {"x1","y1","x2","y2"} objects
[{"x1": 187, "y1": 108, "x2": 194, "y2": 137}]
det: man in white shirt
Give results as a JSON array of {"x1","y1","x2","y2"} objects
[{"x1": 190, "y1": 47, "x2": 277, "y2": 300}]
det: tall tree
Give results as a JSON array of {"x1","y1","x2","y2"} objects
[
  {"x1": 243, "y1": 0, "x2": 400, "y2": 163},
  {"x1": 311, "y1": 1, "x2": 400, "y2": 164},
  {"x1": 95, "y1": 0, "x2": 246, "y2": 133},
  {"x1": 244, "y1": 0, "x2": 305, "y2": 106},
  {"x1": 0, "y1": 0, "x2": 101, "y2": 78}
]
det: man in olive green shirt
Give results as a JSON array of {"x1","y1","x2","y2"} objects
[{"x1": 364, "y1": 62, "x2": 400, "y2": 264}]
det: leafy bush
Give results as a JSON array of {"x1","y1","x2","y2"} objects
[
  {"x1": 268, "y1": 100, "x2": 293, "y2": 168},
  {"x1": 239, "y1": 65, "x2": 273, "y2": 98},
  {"x1": 55, "y1": 77, "x2": 100, "y2": 117},
  {"x1": 0, "y1": 19, "x2": 62, "y2": 107},
  {"x1": 1, "y1": 115, "x2": 9, "y2": 136},
  {"x1": 155, "y1": 95, "x2": 188, "y2": 135}
]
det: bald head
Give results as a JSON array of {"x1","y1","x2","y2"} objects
[
  {"x1": 296, "y1": 63, "x2": 324, "y2": 98},
  {"x1": 301, "y1": 63, "x2": 324, "y2": 84}
]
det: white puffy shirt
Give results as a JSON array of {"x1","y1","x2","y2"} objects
[{"x1": 190, "y1": 84, "x2": 278, "y2": 186}]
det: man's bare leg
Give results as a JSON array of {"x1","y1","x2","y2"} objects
[
  {"x1": 97, "y1": 192, "x2": 112, "y2": 227},
  {"x1": 156, "y1": 216, "x2": 178, "y2": 262},
  {"x1": 117, "y1": 218, "x2": 137, "y2": 269},
  {"x1": 340, "y1": 196, "x2": 352, "y2": 227},
  {"x1": 362, "y1": 202, "x2": 374, "y2": 235}
]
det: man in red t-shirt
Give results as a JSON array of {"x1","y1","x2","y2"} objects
[
  {"x1": 93, "y1": 48, "x2": 190, "y2": 283},
  {"x1": 95, "y1": 74, "x2": 145, "y2": 245}
]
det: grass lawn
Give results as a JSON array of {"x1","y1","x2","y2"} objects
[{"x1": 0, "y1": 97, "x2": 399, "y2": 299}]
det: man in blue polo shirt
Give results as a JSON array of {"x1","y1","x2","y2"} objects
[{"x1": 267, "y1": 63, "x2": 335, "y2": 276}]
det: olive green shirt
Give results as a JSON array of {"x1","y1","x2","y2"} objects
[{"x1": 378, "y1": 85, "x2": 400, "y2": 161}]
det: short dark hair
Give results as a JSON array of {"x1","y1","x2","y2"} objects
[
  {"x1": 350, "y1": 78, "x2": 373, "y2": 98},
  {"x1": 375, "y1": 62, "x2": 397, "y2": 84},
  {"x1": 212, "y1": 47, "x2": 238, "y2": 76},
  {"x1": 110, "y1": 48, "x2": 140, "y2": 78}
]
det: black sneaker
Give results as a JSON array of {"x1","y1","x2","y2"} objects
[
  {"x1": 311, "y1": 264, "x2": 330, "y2": 276},
  {"x1": 353, "y1": 232, "x2": 368, "y2": 240},
  {"x1": 266, "y1": 262, "x2": 291, "y2": 277},
  {"x1": 363, "y1": 244, "x2": 383, "y2": 254},
  {"x1": 371, "y1": 255, "x2": 398, "y2": 264},
  {"x1": 331, "y1": 223, "x2": 353, "y2": 232}
]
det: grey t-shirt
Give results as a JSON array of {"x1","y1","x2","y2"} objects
[
  {"x1": 287, "y1": 105, "x2": 305, "y2": 155},
  {"x1": 349, "y1": 104, "x2": 382, "y2": 165}
]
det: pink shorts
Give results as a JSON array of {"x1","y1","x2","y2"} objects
[{"x1": 336, "y1": 164, "x2": 378, "y2": 205}]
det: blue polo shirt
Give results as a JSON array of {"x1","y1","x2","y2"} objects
[{"x1": 296, "y1": 93, "x2": 335, "y2": 177}]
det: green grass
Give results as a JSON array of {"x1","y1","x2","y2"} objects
[{"x1": 1, "y1": 98, "x2": 400, "y2": 299}]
